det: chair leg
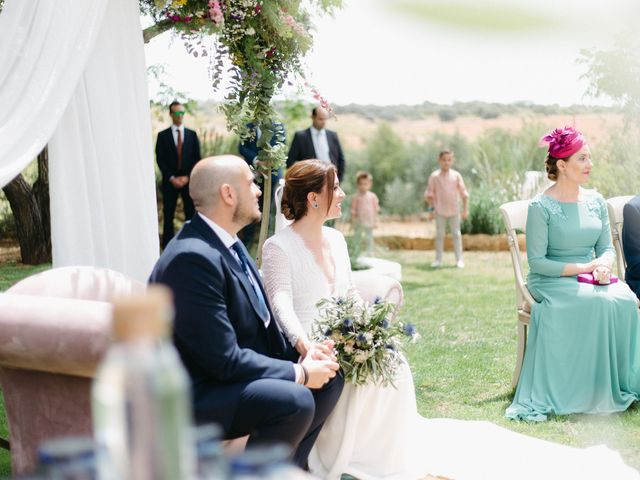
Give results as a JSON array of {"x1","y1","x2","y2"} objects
[
  {"x1": 511, "y1": 322, "x2": 527, "y2": 389},
  {"x1": 0, "y1": 437, "x2": 9, "y2": 450}
]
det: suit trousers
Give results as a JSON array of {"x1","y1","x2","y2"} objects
[
  {"x1": 194, "y1": 375, "x2": 344, "y2": 469},
  {"x1": 162, "y1": 183, "x2": 195, "y2": 248},
  {"x1": 435, "y1": 213, "x2": 463, "y2": 262}
]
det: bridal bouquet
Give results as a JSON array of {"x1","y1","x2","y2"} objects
[{"x1": 312, "y1": 290, "x2": 418, "y2": 387}]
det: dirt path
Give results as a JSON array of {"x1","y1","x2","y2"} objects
[
  {"x1": 0, "y1": 241, "x2": 20, "y2": 263},
  {"x1": 336, "y1": 220, "x2": 436, "y2": 238}
]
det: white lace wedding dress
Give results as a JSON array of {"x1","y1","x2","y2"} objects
[{"x1": 261, "y1": 225, "x2": 640, "y2": 480}]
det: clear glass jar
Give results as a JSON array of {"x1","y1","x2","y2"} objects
[
  {"x1": 194, "y1": 424, "x2": 228, "y2": 479},
  {"x1": 37, "y1": 435, "x2": 96, "y2": 479}
]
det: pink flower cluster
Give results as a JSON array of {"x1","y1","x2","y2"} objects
[
  {"x1": 306, "y1": 82, "x2": 333, "y2": 116},
  {"x1": 167, "y1": 13, "x2": 193, "y2": 22},
  {"x1": 283, "y1": 13, "x2": 307, "y2": 37},
  {"x1": 208, "y1": 0, "x2": 224, "y2": 25}
]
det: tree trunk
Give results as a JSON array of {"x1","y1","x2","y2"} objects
[{"x1": 2, "y1": 148, "x2": 52, "y2": 264}]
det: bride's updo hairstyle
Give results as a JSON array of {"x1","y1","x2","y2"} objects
[{"x1": 282, "y1": 160, "x2": 337, "y2": 221}]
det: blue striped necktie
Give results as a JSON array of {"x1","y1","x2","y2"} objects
[{"x1": 231, "y1": 242, "x2": 269, "y2": 320}]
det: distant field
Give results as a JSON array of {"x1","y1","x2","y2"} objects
[{"x1": 151, "y1": 104, "x2": 623, "y2": 152}]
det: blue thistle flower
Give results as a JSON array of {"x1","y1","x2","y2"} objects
[
  {"x1": 343, "y1": 317, "x2": 354, "y2": 328},
  {"x1": 385, "y1": 343, "x2": 396, "y2": 351},
  {"x1": 403, "y1": 323, "x2": 417, "y2": 336},
  {"x1": 382, "y1": 319, "x2": 390, "y2": 329},
  {"x1": 356, "y1": 333, "x2": 367, "y2": 344},
  {"x1": 373, "y1": 296, "x2": 382, "y2": 304},
  {"x1": 324, "y1": 328, "x2": 332, "y2": 337}
]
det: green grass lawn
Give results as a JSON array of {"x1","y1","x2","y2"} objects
[
  {"x1": 1, "y1": 252, "x2": 639, "y2": 476},
  {"x1": 391, "y1": 249, "x2": 640, "y2": 471}
]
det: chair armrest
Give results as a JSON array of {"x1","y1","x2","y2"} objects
[
  {"x1": 520, "y1": 283, "x2": 536, "y2": 310},
  {"x1": 0, "y1": 293, "x2": 112, "y2": 378},
  {"x1": 352, "y1": 272, "x2": 404, "y2": 321}
]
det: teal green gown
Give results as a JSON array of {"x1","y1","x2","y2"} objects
[{"x1": 506, "y1": 191, "x2": 640, "y2": 421}]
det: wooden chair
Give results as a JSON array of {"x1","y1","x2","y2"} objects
[
  {"x1": 499, "y1": 200, "x2": 537, "y2": 388},
  {"x1": 606, "y1": 195, "x2": 634, "y2": 281}
]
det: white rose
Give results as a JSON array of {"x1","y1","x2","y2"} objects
[{"x1": 354, "y1": 351, "x2": 369, "y2": 363}]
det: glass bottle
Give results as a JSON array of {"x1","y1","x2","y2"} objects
[{"x1": 91, "y1": 286, "x2": 195, "y2": 480}]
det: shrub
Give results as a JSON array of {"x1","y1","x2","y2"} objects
[
  {"x1": 461, "y1": 185, "x2": 508, "y2": 235},
  {"x1": 383, "y1": 178, "x2": 421, "y2": 218},
  {"x1": 0, "y1": 193, "x2": 16, "y2": 240},
  {"x1": 199, "y1": 129, "x2": 239, "y2": 158},
  {"x1": 437, "y1": 109, "x2": 457, "y2": 122}
]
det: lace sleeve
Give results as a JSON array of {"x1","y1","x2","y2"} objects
[{"x1": 262, "y1": 239, "x2": 308, "y2": 347}]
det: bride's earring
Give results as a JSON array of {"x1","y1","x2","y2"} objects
[{"x1": 313, "y1": 202, "x2": 319, "y2": 209}]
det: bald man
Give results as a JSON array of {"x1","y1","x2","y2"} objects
[
  {"x1": 287, "y1": 107, "x2": 345, "y2": 180},
  {"x1": 149, "y1": 155, "x2": 343, "y2": 468}
]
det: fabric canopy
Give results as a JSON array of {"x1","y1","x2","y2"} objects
[{"x1": 0, "y1": 0, "x2": 159, "y2": 281}]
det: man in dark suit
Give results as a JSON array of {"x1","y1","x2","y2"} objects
[
  {"x1": 156, "y1": 101, "x2": 201, "y2": 248},
  {"x1": 238, "y1": 122, "x2": 285, "y2": 244},
  {"x1": 287, "y1": 107, "x2": 345, "y2": 180},
  {"x1": 623, "y1": 195, "x2": 640, "y2": 298},
  {"x1": 149, "y1": 155, "x2": 343, "y2": 468}
]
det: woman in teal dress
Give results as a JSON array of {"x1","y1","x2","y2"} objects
[{"x1": 506, "y1": 126, "x2": 640, "y2": 421}]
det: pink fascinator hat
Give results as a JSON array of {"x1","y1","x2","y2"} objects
[{"x1": 539, "y1": 126, "x2": 585, "y2": 159}]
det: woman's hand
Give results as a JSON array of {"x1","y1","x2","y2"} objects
[
  {"x1": 295, "y1": 338, "x2": 312, "y2": 358},
  {"x1": 593, "y1": 265, "x2": 612, "y2": 284}
]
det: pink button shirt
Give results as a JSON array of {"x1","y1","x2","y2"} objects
[
  {"x1": 425, "y1": 168, "x2": 468, "y2": 217},
  {"x1": 350, "y1": 191, "x2": 380, "y2": 228}
]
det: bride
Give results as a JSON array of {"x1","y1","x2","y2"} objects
[{"x1": 261, "y1": 160, "x2": 639, "y2": 480}]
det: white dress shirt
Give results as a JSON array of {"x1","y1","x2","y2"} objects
[{"x1": 311, "y1": 127, "x2": 330, "y2": 162}]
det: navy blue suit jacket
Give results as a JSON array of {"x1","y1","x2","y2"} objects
[
  {"x1": 623, "y1": 195, "x2": 640, "y2": 298},
  {"x1": 238, "y1": 122, "x2": 286, "y2": 166},
  {"x1": 149, "y1": 213, "x2": 298, "y2": 422}
]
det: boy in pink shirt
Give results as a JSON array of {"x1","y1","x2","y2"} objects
[
  {"x1": 351, "y1": 171, "x2": 380, "y2": 257},
  {"x1": 424, "y1": 150, "x2": 469, "y2": 268}
]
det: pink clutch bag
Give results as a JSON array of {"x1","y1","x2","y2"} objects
[{"x1": 577, "y1": 273, "x2": 618, "y2": 285}]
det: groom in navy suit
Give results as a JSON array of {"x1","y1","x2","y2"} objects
[
  {"x1": 149, "y1": 155, "x2": 343, "y2": 468},
  {"x1": 623, "y1": 195, "x2": 640, "y2": 298}
]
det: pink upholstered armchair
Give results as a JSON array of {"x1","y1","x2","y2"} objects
[{"x1": 0, "y1": 267, "x2": 144, "y2": 475}]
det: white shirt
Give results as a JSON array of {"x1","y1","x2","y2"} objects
[
  {"x1": 311, "y1": 127, "x2": 330, "y2": 162},
  {"x1": 171, "y1": 124, "x2": 185, "y2": 146},
  {"x1": 197, "y1": 213, "x2": 270, "y2": 327}
]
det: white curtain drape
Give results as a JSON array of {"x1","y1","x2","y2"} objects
[
  {"x1": 0, "y1": 0, "x2": 107, "y2": 185},
  {"x1": 0, "y1": 0, "x2": 159, "y2": 282}
]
